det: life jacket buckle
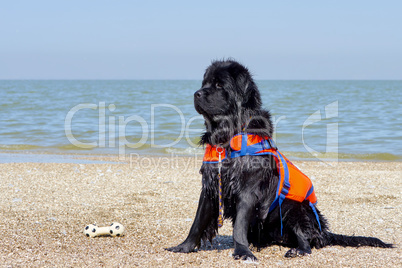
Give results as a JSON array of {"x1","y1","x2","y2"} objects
[{"x1": 216, "y1": 146, "x2": 224, "y2": 154}]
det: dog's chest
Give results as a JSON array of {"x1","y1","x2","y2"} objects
[{"x1": 201, "y1": 158, "x2": 245, "y2": 194}]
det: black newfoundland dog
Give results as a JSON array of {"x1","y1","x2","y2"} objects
[{"x1": 166, "y1": 59, "x2": 392, "y2": 261}]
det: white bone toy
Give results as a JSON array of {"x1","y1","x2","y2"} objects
[{"x1": 84, "y1": 222, "x2": 125, "y2": 238}]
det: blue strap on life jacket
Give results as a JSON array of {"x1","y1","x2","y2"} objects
[
  {"x1": 305, "y1": 185, "x2": 321, "y2": 231},
  {"x1": 240, "y1": 133, "x2": 248, "y2": 156},
  {"x1": 267, "y1": 150, "x2": 290, "y2": 236},
  {"x1": 309, "y1": 201, "x2": 322, "y2": 231}
]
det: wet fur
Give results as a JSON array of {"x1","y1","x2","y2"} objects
[{"x1": 166, "y1": 59, "x2": 393, "y2": 260}]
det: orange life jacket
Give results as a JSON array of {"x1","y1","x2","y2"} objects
[{"x1": 203, "y1": 133, "x2": 321, "y2": 234}]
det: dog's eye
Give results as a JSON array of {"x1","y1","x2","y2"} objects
[{"x1": 215, "y1": 82, "x2": 223, "y2": 89}]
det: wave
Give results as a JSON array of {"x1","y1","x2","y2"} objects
[
  {"x1": 1, "y1": 143, "x2": 401, "y2": 161},
  {"x1": 1, "y1": 142, "x2": 401, "y2": 161},
  {"x1": 0, "y1": 144, "x2": 44, "y2": 150}
]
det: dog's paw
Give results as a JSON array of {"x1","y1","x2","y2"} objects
[
  {"x1": 284, "y1": 248, "x2": 311, "y2": 258},
  {"x1": 165, "y1": 243, "x2": 196, "y2": 253},
  {"x1": 233, "y1": 247, "x2": 258, "y2": 261}
]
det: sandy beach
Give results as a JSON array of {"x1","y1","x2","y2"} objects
[{"x1": 0, "y1": 154, "x2": 400, "y2": 267}]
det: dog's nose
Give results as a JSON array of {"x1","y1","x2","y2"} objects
[{"x1": 194, "y1": 90, "x2": 203, "y2": 98}]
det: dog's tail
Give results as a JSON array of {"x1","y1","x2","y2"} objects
[{"x1": 325, "y1": 232, "x2": 393, "y2": 248}]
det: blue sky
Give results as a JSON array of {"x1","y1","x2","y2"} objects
[{"x1": 1, "y1": 1, "x2": 401, "y2": 79}]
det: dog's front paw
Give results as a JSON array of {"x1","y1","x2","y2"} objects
[
  {"x1": 165, "y1": 242, "x2": 197, "y2": 253},
  {"x1": 284, "y1": 248, "x2": 311, "y2": 258},
  {"x1": 233, "y1": 246, "x2": 258, "y2": 261}
]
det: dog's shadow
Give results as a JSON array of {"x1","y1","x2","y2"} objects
[{"x1": 198, "y1": 235, "x2": 234, "y2": 251}]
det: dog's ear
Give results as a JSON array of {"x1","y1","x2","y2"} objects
[
  {"x1": 226, "y1": 61, "x2": 262, "y2": 110},
  {"x1": 242, "y1": 81, "x2": 262, "y2": 109}
]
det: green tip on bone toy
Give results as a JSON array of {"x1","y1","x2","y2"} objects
[{"x1": 84, "y1": 222, "x2": 125, "y2": 238}]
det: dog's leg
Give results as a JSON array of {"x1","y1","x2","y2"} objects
[
  {"x1": 166, "y1": 189, "x2": 214, "y2": 253},
  {"x1": 232, "y1": 197, "x2": 258, "y2": 261},
  {"x1": 284, "y1": 226, "x2": 312, "y2": 258}
]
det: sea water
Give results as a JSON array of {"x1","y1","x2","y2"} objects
[{"x1": 0, "y1": 80, "x2": 401, "y2": 161}]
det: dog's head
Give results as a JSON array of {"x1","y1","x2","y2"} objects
[{"x1": 194, "y1": 60, "x2": 262, "y2": 118}]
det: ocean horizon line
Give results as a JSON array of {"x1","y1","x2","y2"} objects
[{"x1": 1, "y1": 78, "x2": 401, "y2": 81}]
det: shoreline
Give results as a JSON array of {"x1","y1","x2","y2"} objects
[
  {"x1": 1, "y1": 150, "x2": 401, "y2": 164},
  {"x1": 0, "y1": 155, "x2": 400, "y2": 266}
]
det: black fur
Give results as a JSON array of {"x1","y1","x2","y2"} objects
[{"x1": 166, "y1": 59, "x2": 393, "y2": 260}]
